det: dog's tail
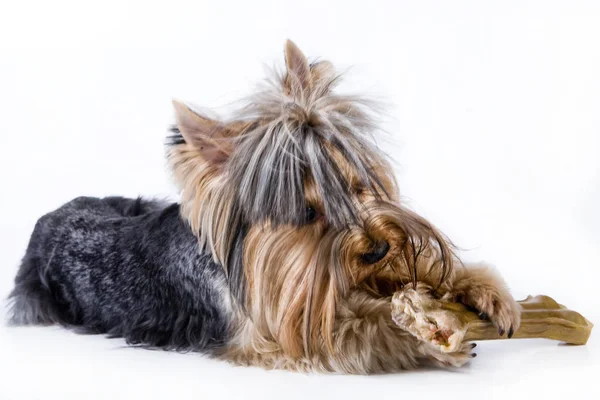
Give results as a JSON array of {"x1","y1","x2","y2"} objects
[{"x1": 6, "y1": 250, "x2": 67, "y2": 326}]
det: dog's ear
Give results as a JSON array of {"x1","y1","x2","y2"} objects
[
  {"x1": 172, "y1": 100, "x2": 235, "y2": 165},
  {"x1": 309, "y1": 60, "x2": 335, "y2": 85},
  {"x1": 284, "y1": 39, "x2": 311, "y2": 92},
  {"x1": 284, "y1": 41, "x2": 337, "y2": 97}
]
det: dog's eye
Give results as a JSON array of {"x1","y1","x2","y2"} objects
[
  {"x1": 305, "y1": 206, "x2": 318, "y2": 223},
  {"x1": 354, "y1": 186, "x2": 365, "y2": 196}
]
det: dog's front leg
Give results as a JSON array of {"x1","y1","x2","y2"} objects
[
  {"x1": 442, "y1": 262, "x2": 521, "y2": 337},
  {"x1": 326, "y1": 291, "x2": 476, "y2": 373},
  {"x1": 223, "y1": 291, "x2": 476, "y2": 373},
  {"x1": 391, "y1": 258, "x2": 522, "y2": 338}
]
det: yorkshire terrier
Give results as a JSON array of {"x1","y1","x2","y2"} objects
[{"x1": 8, "y1": 40, "x2": 520, "y2": 374}]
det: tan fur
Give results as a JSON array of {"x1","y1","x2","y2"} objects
[
  {"x1": 167, "y1": 143, "x2": 232, "y2": 265},
  {"x1": 445, "y1": 263, "x2": 521, "y2": 334},
  {"x1": 168, "y1": 40, "x2": 521, "y2": 373}
]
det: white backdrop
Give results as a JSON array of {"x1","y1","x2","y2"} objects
[{"x1": 1, "y1": 1, "x2": 599, "y2": 399}]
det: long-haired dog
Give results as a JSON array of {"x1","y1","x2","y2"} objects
[{"x1": 8, "y1": 41, "x2": 520, "y2": 374}]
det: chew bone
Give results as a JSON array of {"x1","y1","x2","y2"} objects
[{"x1": 391, "y1": 286, "x2": 593, "y2": 351}]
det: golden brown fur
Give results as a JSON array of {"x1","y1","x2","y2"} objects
[{"x1": 167, "y1": 40, "x2": 521, "y2": 374}]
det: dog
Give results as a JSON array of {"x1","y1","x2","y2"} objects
[{"x1": 7, "y1": 40, "x2": 520, "y2": 374}]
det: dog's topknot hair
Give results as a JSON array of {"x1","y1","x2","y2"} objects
[
  {"x1": 226, "y1": 41, "x2": 393, "y2": 229},
  {"x1": 169, "y1": 40, "x2": 395, "y2": 230}
]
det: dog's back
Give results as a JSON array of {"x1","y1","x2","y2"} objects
[{"x1": 8, "y1": 196, "x2": 232, "y2": 352}]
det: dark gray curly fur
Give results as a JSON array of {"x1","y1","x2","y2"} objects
[{"x1": 8, "y1": 196, "x2": 232, "y2": 353}]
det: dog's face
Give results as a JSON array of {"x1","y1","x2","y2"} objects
[{"x1": 168, "y1": 40, "x2": 454, "y2": 357}]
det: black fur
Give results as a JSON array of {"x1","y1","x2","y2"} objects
[
  {"x1": 8, "y1": 196, "x2": 231, "y2": 353},
  {"x1": 167, "y1": 125, "x2": 186, "y2": 146}
]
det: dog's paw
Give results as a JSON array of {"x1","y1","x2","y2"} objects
[
  {"x1": 426, "y1": 342, "x2": 477, "y2": 368},
  {"x1": 469, "y1": 287, "x2": 521, "y2": 337},
  {"x1": 453, "y1": 264, "x2": 521, "y2": 337}
]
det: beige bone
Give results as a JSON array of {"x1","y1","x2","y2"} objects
[{"x1": 391, "y1": 286, "x2": 593, "y2": 353}]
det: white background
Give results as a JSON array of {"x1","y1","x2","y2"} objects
[{"x1": 1, "y1": 1, "x2": 599, "y2": 399}]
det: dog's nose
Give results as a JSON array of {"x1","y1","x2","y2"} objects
[{"x1": 361, "y1": 241, "x2": 390, "y2": 264}]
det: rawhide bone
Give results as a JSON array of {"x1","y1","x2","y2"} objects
[{"x1": 391, "y1": 284, "x2": 593, "y2": 353}]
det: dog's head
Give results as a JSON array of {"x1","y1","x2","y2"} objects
[{"x1": 168, "y1": 40, "x2": 455, "y2": 357}]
